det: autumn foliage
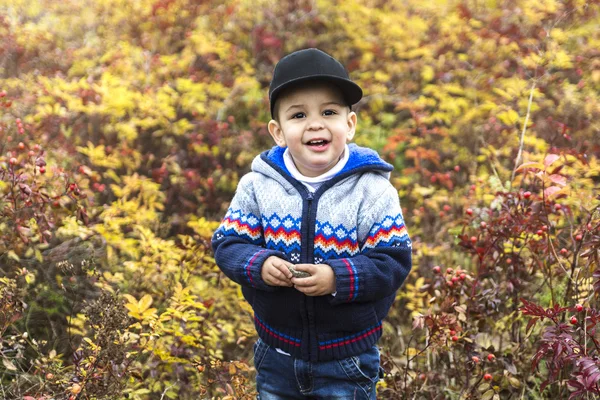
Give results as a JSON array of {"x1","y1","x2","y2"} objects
[{"x1": 1, "y1": 0, "x2": 599, "y2": 399}]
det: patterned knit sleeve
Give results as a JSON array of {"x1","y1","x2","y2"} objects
[
  {"x1": 324, "y1": 184, "x2": 412, "y2": 304},
  {"x1": 212, "y1": 174, "x2": 286, "y2": 291}
]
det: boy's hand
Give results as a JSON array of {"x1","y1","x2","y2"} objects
[
  {"x1": 291, "y1": 264, "x2": 336, "y2": 296},
  {"x1": 261, "y1": 256, "x2": 294, "y2": 287}
]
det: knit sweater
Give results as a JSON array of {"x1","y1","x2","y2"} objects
[{"x1": 212, "y1": 144, "x2": 412, "y2": 362}]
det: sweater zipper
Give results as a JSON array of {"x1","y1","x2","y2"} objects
[
  {"x1": 304, "y1": 190, "x2": 318, "y2": 361},
  {"x1": 304, "y1": 191, "x2": 314, "y2": 263}
]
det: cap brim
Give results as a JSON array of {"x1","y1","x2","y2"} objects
[{"x1": 270, "y1": 75, "x2": 363, "y2": 117}]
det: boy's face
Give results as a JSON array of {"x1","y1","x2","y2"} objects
[{"x1": 268, "y1": 82, "x2": 357, "y2": 178}]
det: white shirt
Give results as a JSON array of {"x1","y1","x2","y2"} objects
[{"x1": 283, "y1": 144, "x2": 350, "y2": 193}]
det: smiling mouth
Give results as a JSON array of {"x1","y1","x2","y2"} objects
[{"x1": 306, "y1": 139, "x2": 330, "y2": 146}]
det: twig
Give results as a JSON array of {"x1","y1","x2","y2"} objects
[
  {"x1": 510, "y1": 80, "x2": 537, "y2": 188},
  {"x1": 160, "y1": 383, "x2": 177, "y2": 400}
]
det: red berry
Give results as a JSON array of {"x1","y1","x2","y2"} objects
[
  {"x1": 537, "y1": 230, "x2": 544, "y2": 235},
  {"x1": 443, "y1": 205, "x2": 451, "y2": 212},
  {"x1": 570, "y1": 316, "x2": 578, "y2": 325},
  {"x1": 575, "y1": 234, "x2": 583, "y2": 241},
  {"x1": 39, "y1": 166, "x2": 46, "y2": 174},
  {"x1": 451, "y1": 335, "x2": 459, "y2": 342},
  {"x1": 439, "y1": 211, "x2": 445, "y2": 217},
  {"x1": 506, "y1": 258, "x2": 512, "y2": 265},
  {"x1": 18, "y1": 142, "x2": 25, "y2": 150},
  {"x1": 560, "y1": 248, "x2": 568, "y2": 255},
  {"x1": 555, "y1": 204, "x2": 562, "y2": 211},
  {"x1": 523, "y1": 191, "x2": 531, "y2": 199},
  {"x1": 459, "y1": 273, "x2": 467, "y2": 280},
  {"x1": 470, "y1": 236, "x2": 477, "y2": 244},
  {"x1": 449, "y1": 330, "x2": 456, "y2": 335},
  {"x1": 472, "y1": 356, "x2": 480, "y2": 364},
  {"x1": 451, "y1": 276, "x2": 459, "y2": 283},
  {"x1": 446, "y1": 267, "x2": 454, "y2": 274},
  {"x1": 433, "y1": 266, "x2": 441, "y2": 274},
  {"x1": 33, "y1": 144, "x2": 40, "y2": 151},
  {"x1": 454, "y1": 165, "x2": 460, "y2": 172},
  {"x1": 484, "y1": 373, "x2": 492, "y2": 381},
  {"x1": 466, "y1": 208, "x2": 473, "y2": 216},
  {"x1": 487, "y1": 354, "x2": 495, "y2": 361},
  {"x1": 419, "y1": 373, "x2": 426, "y2": 380},
  {"x1": 446, "y1": 281, "x2": 454, "y2": 287},
  {"x1": 575, "y1": 304, "x2": 583, "y2": 312},
  {"x1": 480, "y1": 221, "x2": 487, "y2": 229},
  {"x1": 69, "y1": 183, "x2": 76, "y2": 191},
  {"x1": 28, "y1": 150, "x2": 34, "y2": 157},
  {"x1": 0, "y1": 90, "x2": 6, "y2": 97},
  {"x1": 9, "y1": 157, "x2": 17, "y2": 165}
]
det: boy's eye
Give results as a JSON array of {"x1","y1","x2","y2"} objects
[
  {"x1": 323, "y1": 109, "x2": 337, "y2": 116},
  {"x1": 291, "y1": 112, "x2": 305, "y2": 119}
]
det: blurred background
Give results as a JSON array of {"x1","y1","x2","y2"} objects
[{"x1": 0, "y1": 0, "x2": 599, "y2": 398}]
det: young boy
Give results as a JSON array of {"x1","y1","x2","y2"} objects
[{"x1": 212, "y1": 48, "x2": 412, "y2": 399}]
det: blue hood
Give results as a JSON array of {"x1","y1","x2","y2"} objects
[{"x1": 258, "y1": 143, "x2": 393, "y2": 181}]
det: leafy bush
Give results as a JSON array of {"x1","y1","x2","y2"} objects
[{"x1": 0, "y1": 0, "x2": 599, "y2": 399}]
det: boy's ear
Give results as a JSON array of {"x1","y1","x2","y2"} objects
[
  {"x1": 268, "y1": 119, "x2": 287, "y2": 148},
  {"x1": 346, "y1": 111, "x2": 357, "y2": 142}
]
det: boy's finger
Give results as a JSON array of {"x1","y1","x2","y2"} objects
[
  {"x1": 291, "y1": 277, "x2": 315, "y2": 287},
  {"x1": 293, "y1": 264, "x2": 315, "y2": 273},
  {"x1": 268, "y1": 276, "x2": 292, "y2": 286},
  {"x1": 275, "y1": 264, "x2": 293, "y2": 279}
]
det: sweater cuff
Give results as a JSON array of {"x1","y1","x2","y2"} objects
[
  {"x1": 325, "y1": 258, "x2": 359, "y2": 304},
  {"x1": 243, "y1": 249, "x2": 280, "y2": 291}
]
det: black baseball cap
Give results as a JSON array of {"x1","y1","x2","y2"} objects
[{"x1": 269, "y1": 48, "x2": 363, "y2": 118}]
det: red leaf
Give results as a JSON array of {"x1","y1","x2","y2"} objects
[
  {"x1": 544, "y1": 186, "x2": 561, "y2": 198},
  {"x1": 544, "y1": 154, "x2": 560, "y2": 168},
  {"x1": 526, "y1": 317, "x2": 538, "y2": 334},
  {"x1": 548, "y1": 174, "x2": 567, "y2": 186}
]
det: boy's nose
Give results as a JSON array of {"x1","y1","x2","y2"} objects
[{"x1": 306, "y1": 117, "x2": 325, "y2": 131}]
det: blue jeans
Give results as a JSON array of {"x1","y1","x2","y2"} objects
[{"x1": 253, "y1": 338, "x2": 381, "y2": 399}]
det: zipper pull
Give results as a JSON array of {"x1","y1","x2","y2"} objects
[{"x1": 307, "y1": 192, "x2": 314, "y2": 201}]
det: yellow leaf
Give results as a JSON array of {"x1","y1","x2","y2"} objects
[
  {"x1": 124, "y1": 303, "x2": 139, "y2": 314},
  {"x1": 405, "y1": 347, "x2": 420, "y2": 357},
  {"x1": 481, "y1": 390, "x2": 495, "y2": 400},
  {"x1": 123, "y1": 294, "x2": 137, "y2": 304},
  {"x1": 421, "y1": 66, "x2": 435, "y2": 83},
  {"x1": 515, "y1": 162, "x2": 545, "y2": 172},
  {"x1": 508, "y1": 376, "x2": 521, "y2": 388},
  {"x1": 138, "y1": 294, "x2": 153, "y2": 313},
  {"x1": 497, "y1": 109, "x2": 519, "y2": 126}
]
